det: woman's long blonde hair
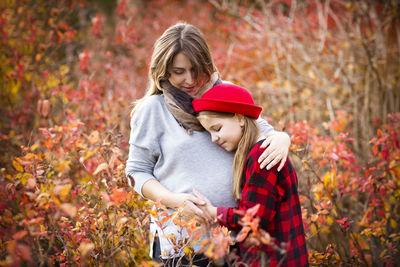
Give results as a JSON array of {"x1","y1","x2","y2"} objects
[
  {"x1": 198, "y1": 111, "x2": 260, "y2": 201},
  {"x1": 131, "y1": 22, "x2": 218, "y2": 116}
]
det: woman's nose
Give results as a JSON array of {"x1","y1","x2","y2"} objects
[{"x1": 185, "y1": 71, "x2": 194, "y2": 85}]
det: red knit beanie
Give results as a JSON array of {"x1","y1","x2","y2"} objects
[{"x1": 192, "y1": 83, "x2": 262, "y2": 119}]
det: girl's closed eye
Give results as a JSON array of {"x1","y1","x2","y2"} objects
[{"x1": 211, "y1": 125, "x2": 221, "y2": 132}]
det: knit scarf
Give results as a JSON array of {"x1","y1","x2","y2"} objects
[{"x1": 161, "y1": 72, "x2": 220, "y2": 135}]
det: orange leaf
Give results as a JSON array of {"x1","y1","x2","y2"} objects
[
  {"x1": 236, "y1": 226, "x2": 251, "y2": 242},
  {"x1": 60, "y1": 203, "x2": 77, "y2": 217},
  {"x1": 372, "y1": 145, "x2": 378, "y2": 156},
  {"x1": 246, "y1": 203, "x2": 260, "y2": 218},
  {"x1": 12, "y1": 230, "x2": 28, "y2": 240},
  {"x1": 110, "y1": 187, "x2": 130, "y2": 205},
  {"x1": 250, "y1": 216, "x2": 260, "y2": 232},
  {"x1": 79, "y1": 242, "x2": 94, "y2": 257}
]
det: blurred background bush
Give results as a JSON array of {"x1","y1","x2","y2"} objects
[{"x1": 0, "y1": 0, "x2": 399, "y2": 266}]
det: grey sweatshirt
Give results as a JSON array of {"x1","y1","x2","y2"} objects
[{"x1": 125, "y1": 94, "x2": 273, "y2": 258}]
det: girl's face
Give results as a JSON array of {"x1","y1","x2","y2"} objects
[
  {"x1": 168, "y1": 52, "x2": 206, "y2": 98},
  {"x1": 198, "y1": 114, "x2": 245, "y2": 152}
]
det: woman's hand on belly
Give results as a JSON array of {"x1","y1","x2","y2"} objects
[{"x1": 176, "y1": 193, "x2": 214, "y2": 224}]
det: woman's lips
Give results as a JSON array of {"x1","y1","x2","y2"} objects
[{"x1": 183, "y1": 86, "x2": 196, "y2": 93}]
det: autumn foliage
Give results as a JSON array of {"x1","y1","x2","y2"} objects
[{"x1": 1, "y1": 0, "x2": 399, "y2": 266}]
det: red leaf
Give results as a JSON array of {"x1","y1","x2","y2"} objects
[
  {"x1": 334, "y1": 217, "x2": 348, "y2": 225},
  {"x1": 91, "y1": 13, "x2": 103, "y2": 36},
  {"x1": 16, "y1": 243, "x2": 32, "y2": 262}
]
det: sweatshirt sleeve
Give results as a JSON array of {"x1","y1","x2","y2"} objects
[
  {"x1": 125, "y1": 96, "x2": 161, "y2": 197},
  {"x1": 256, "y1": 116, "x2": 274, "y2": 134}
]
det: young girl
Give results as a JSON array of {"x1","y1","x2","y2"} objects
[{"x1": 192, "y1": 83, "x2": 309, "y2": 267}]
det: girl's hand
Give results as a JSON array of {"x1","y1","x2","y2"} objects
[
  {"x1": 175, "y1": 193, "x2": 213, "y2": 223},
  {"x1": 258, "y1": 131, "x2": 291, "y2": 171},
  {"x1": 192, "y1": 189, "x2": 217, "y2": 222}
]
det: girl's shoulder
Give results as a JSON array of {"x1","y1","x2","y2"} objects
[
  {"x1": 245, "y1": 139, "x2": 265, "y2": 165},
  {"x1": 249, "y1": 139, "x2": 266, "y2": 155}
]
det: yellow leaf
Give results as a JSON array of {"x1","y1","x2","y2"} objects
[
  {"x1": 310, "y1": 223, "x2": 318, "y2": 235},
  {"x1": 321, "y1": 226, "x2": 330, "y2": 234},
  {"x1": 390, "y1": 219, "x2": 397, "y2": 229},
  {"x1": 82, "y1": 149, "x2": 96, "y2": 162},
  {"x1": 30, "y1": 144, "x2": 40, "y2": 151},
  {"x1": 52, "y1": 195, "x2": 61, "y2": 205},
  {"x1": 332, "y1": 208, "x2": 338, "y2": 217},
  {"x1": 323, "y1": 171, "x2": 336, "y2": 188},
  {"x1": 60, "y1": 184, "x2": 72, "y2": 199},
  {"x1": 205, "y1": 243, "x2": 214, "y2": 258},
  {"x1": 93, "y1": 162, "x2": 108, "y2": 175},
  {"x1": 16, "y1": 173, "x2": 28, "y2": 185},
  {"x1": 13, "y1": 160, "x2": 24, "y2": 172},
  {"x1": 53, "y1": 184, "x2": 71, "y2": 199},
  {"x1": 183, "y1": 244, "x2": 194, "y2": 257}
]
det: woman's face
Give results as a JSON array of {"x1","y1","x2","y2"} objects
[{"x1": 168, "y1": 52, "x2": 205, "y2": 98}]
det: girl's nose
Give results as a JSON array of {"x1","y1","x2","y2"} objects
[{"x1": 211, "y1": 133, "x2": 219, "y2": 143}]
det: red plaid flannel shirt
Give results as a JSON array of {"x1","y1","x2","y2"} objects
[{"x1": 217, "y1": 141, "x2": 308, "y2": 267}]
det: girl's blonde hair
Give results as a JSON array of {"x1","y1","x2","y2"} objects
[
  {"x1": 198, "y1": 111, "x2": 260, "y2": 201},
  {"x1": 132, "y1": 22, "x2": 218, "y2": 116}
]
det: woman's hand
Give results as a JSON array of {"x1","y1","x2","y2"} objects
[
  {"x1": 258, "y1": 131, "x2": 291, "y2": 171},
  {"x1": 142, "y1": 180, "x2": 212, "y2": 223}
]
